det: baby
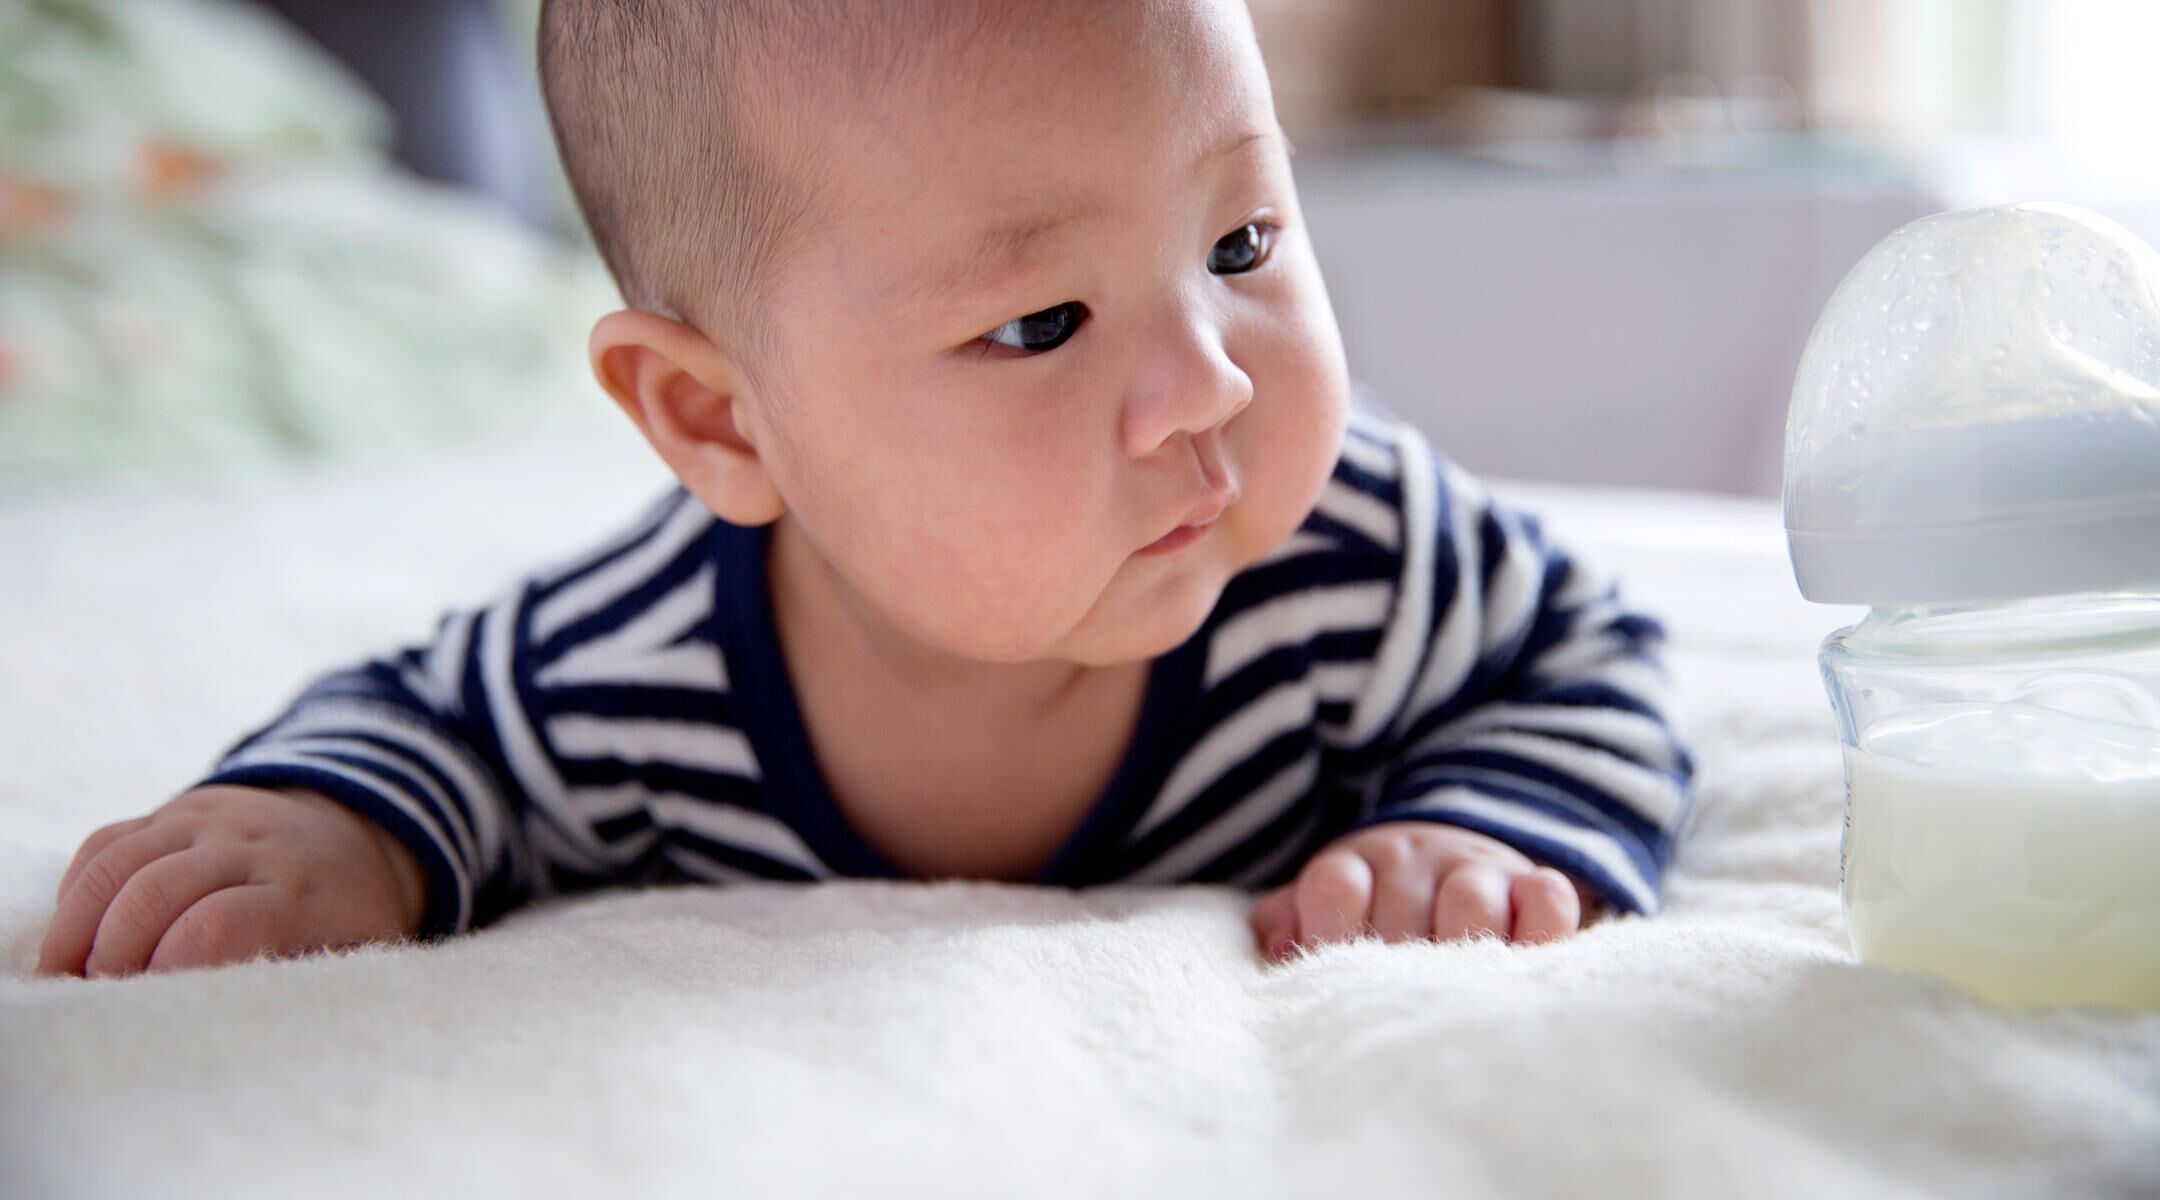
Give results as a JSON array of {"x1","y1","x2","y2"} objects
[{"x1": 37, "y1": 0, "x2": 1695, "y2": 979}]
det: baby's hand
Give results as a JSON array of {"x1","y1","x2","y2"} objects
[
  {"x1": 1249, "y1": 821, "x2": 1607, "y2": 961},
  {"x1": 35, "y1": 785, "x2": 427, "y2": 979}
]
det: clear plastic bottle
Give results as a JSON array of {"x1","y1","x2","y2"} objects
[
  {"x1": 1786, "y1": 202, "x2": 2160, "y2": 1011},
  {"x1": 1819, "y1": 591, "x2": 2160, "y2": 1010}
]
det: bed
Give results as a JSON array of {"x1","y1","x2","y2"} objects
[{"x1": 2, "y1": 402, "x2": 2155, "y2": 1198}]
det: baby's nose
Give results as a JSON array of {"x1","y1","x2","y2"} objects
[{"x1": 1119, "y1": 316, "x2": 1253, "y2": 458}]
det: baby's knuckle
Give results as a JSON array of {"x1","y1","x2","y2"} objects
[
  {"x1": 1300, "y1": 860, "x2": 1369, "y2": 908},
  {"x1": 1439, "y1": 870, "x2": 1504, "y2": 921},
  {"x1": 174, "y1": 905, "x2": 263, "y2": 965},
  {"x1": 1298, "y1": 849, "x2": 1360, "y2": 885},
  {"x1": 111, "y1": 877, "x2": 174, "y2": 937},
  {"x1": 1427, "y1": 825, "x2": 1504, "y2": 856},
  {"x1": 1355, "y1": 834, "x2": 1416, "y2": 872},
  {"x1": 1399, "y1": 821, "x2": 1452, "y2": 845},
  {"x1": 168, "y1": 789, "x2": 222, "y2": 816},
  {"x1": 87, "y1": 818, "x2": 142, "y2": 847},
  {"x1": 75, "y1": 857, "x2": 130, "y2": 906},
  {"x1": 1519, "y1": 868, "x2": 1572, "y2": 897},
  {"x1": 1463, "y1": 839, "x2": 1521, "y2": 867},
  {"x1": 206, "y1": 818, "x2": 274, "y2": 848}
]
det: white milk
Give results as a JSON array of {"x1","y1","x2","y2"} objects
[{"x1": 1842, "y1": 705, "x2": 2160, "y2": 1011}]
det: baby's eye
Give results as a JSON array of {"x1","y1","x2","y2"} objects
[
  {"x1": 980, "y1": 301, "x2": 1087, "y2": 355},
  {"x1": 1208, "y1": 221, "x2": 1276, "y2": 275}
]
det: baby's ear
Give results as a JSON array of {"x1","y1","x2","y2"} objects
[{"x1": 588, "y1": 310, "x2": 785, "y2": 526}]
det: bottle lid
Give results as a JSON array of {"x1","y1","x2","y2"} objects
[{"x1": 1784, "y1": 202, "x2": 2160, "y2": 607}]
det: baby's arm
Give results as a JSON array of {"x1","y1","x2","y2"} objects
[
  {"x1": 36, "y1": 581, "x2": 537, "y2": 977},
  {"x1": 1256, "y1": 446, "x2": 1694, "y2": 957},
  {"x1": 37, "y1": 488, "x2": 697, "y2": 976},
  {"x1": 36, "y1": 785, "x2": 427, "y2": 977}
]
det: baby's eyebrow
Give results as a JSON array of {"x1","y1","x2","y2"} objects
[
  {"x1": 897, "y1": 127, "x2": 1282, "y2": 324},
  {"x1": 972, "y1": 205, "x2": 1107, "y2": 276},
  {"x1": 897, "y1": 201, "x2": 1109, "y2": 324}
]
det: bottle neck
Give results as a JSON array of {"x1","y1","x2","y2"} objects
[
  {"x1": 1872, "y1": 587, "x2": 2159, "y2": 621},
  {"x1": 1851, "y1": 589, "x2": 2160, "y2": 657}
]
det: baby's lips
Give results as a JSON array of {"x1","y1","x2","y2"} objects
[{"x1": 1182, "y1": 485, "x2": 1239, "y2": 530}]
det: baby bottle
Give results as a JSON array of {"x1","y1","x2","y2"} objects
[{"x1": 1783, "y1": 202, "x2": 2160, "y2": 1012}]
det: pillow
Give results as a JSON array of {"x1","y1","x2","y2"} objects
[{"x1": 0, "y1": 0, "x2": 615, "y2": 482}]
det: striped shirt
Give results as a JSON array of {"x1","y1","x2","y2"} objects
[{"x1": 197, "y1": 406, "x2": 1697, "y2": 940}]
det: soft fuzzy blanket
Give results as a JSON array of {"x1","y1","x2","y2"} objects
[{"x1": 3, "y1": 405, "x2": 2155, "y2": 1199}]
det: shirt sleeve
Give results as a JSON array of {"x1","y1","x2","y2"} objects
[
  {"x1": 1349, "y1": 444, "x2": 1697, "y2": 917},
  {"x1": 190, "y1": 489, "x2": 696, "y2": 940}
]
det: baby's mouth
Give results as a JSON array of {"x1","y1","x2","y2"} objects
[
  {"x1": 1137, "y1": 521, "x2": 1210, "y2": 556},
  {"x1": 1137, "y1": 489, "x2": 1238, "y2": 557}
]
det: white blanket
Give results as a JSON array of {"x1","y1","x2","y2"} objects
[{"x1": 3, "y1": 405, "x2": 2156, "y2": 1199}]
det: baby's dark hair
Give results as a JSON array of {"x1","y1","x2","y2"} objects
[{"x1": 537, "y1": 0, "x2": 1024, "y2": 368}]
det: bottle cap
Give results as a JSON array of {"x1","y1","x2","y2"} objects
[{"x1": 1784, "y1": 203, "x2": 2160, "y2": 606}]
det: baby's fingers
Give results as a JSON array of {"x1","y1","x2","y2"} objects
[
  {"x1": 54, "y1": 816, "x2": 150, "y2": 903},
  {"x1": 1290, "y1": 849, "x2": 1373, "y2": 952},
  {"x1": 1365, "y1": 847, "x2": 1442, "y2": 944},
  {"x1": 37, "y1": 823, "x2": 196, "y2": 977},
  {"x1": 1250, "y1": 885, "x2": 1298, "y2": 959},
  {"x1": 1431, "y1": 861, "x2": 1514, "y2": 943},
  {"x1": 82, "y1": 847, "x2": 252, "y2": 979},
  {"x1": 148, "y1": 884, "x2": 282, "y2": 974},
  {"x1": 1508, "y1": 867, "x2": 1583, "y2": 946}
]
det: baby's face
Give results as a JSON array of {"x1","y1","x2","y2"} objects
[{"x1": 744, "y1": 0, "x2": 1347, "y2": 666}]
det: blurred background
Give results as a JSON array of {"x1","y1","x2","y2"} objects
[{"x1": 4, "y1": 0, "x2": 2159, "y2": 496}]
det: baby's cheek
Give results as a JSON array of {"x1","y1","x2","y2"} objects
[
  {"x1": 857, "y1": 500, "x2": 1117, "y2": 661},
  {"x1": 1230, "y1": 375, "x2": 1345, "y2": 554}
]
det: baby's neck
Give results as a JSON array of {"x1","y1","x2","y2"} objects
[{"x1": 767, "y1": 515, "x2": 1113, "y2": 722}]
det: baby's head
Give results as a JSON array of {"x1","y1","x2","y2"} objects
[{"x1": 540, "y1": 0, "x2": 1348, "y2": 667}]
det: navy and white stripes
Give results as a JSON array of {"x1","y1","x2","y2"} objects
[{"x1": 196, "y1": 407, "x2": 1694, "y2": 939}]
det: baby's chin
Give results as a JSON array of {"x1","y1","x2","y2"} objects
[
  {"x1": 1090, "y1": 485, "x2": 1332, "y2": 656},
  {"x1": 893, "y1": 499, "x2": 1298, "y2": 668},
  {"x1": 1066, "y1": 533, "x2": 1253, "y2": 664},
  {"x1": 898, "y1": 545, "x2": 1227, "y2": 668},
  {"x1": 919, "y1": 576, "x2": 1220, "y2": 668}
]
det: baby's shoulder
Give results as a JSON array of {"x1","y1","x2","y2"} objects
[{"x1": 516, "y1": 484, "x2": 730, "y2": 672}]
